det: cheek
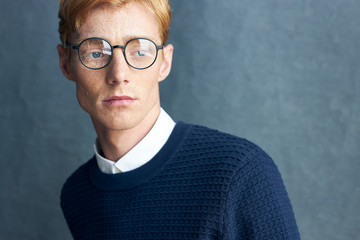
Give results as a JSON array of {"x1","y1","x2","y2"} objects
[
  {"x1": 140, "y1": 70, "x2": 161, "y2": 97},
  {"x1": 74, "y1": 73, "x2": 101, "y2": 112},
  {"x1": 75, "y1": 82, "x2": 92, "y2": 112}
]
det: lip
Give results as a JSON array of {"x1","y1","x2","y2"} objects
[{"x1": 103, "y1": 95, "x2": 136, "y2": 107}]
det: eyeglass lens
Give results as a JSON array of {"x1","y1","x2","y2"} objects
[{"x1": 78, "y1": 38, "x2": 158, "y2": 70}]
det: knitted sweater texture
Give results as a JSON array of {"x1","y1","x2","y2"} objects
[{"x1": 61, "y1": 122, "x2": 300, "y2": 239}]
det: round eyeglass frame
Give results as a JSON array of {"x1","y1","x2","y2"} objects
[{"x1": 66, "y1": 37, "x2": 164, "y2": 70}]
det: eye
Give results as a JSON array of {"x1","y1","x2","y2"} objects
[
  {"x1": 89, "y1": 51, "x2": 103, "y2": 59},
  {"x1": 133, "y1": 50, "x2": 152, "y2": 58},
  {"x1": 134, "y1": 50, "x2": 151, "y2": 57},
  {"x1": 136, "y1": 51, "x2": 146, "y2": 57},
  {"x1": 81, "y1": 49, "x2": 105, "y2": 60}
]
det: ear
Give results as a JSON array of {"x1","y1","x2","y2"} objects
[
  {"x1": 158, "y1": 43, "x2": 174, "y2": 82},
  {"x1": 57, "y1": 44, "x2": 74, "y2": 81}
]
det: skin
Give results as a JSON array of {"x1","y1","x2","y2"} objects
[{"x1": 57, "y1": 2, "x2": 174, "y2": 161}]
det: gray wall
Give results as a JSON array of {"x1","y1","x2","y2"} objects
[{"x1": 1, "y1": 0, "x2": 359, "y2": 239}]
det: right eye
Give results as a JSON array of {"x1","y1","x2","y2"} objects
[
  {"x1": 81, "y1": 49, "x2": 105, "y2": 60},
  {"x1": 90, "y1": 52, "x2": 102, "y2": 59},
  {"x1": 85, "y1": 50, "x2": 104, "y2": 59}
]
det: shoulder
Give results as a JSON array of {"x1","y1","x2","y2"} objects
[
  {"x1": 175, "y1": 123, "x2": 289, "y2": 209},
  {"x1": 183, "y1": 123, "x2": 270, "y2": 163},
  {"x1": 176, "y1": 122, "x2": 275, "y2": 179}
]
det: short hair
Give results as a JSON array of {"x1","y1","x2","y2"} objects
[{"x1": 58, "y1": 0, "x2": 171, "y2": 46}]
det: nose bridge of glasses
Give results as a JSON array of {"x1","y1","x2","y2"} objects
[
  {"x1": 113, "y1": 45, "x2": 125, "y2": 51},
  {"x1": 112, "y1": 45, "x2": 127, "y2": 59},
  {"x1": 110, "y1": 44, "x2": 131, "y2": 69}
]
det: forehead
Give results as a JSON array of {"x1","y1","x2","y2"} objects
[{"x1": 75, "y1": 2, "x2": 161, "y2": 44}]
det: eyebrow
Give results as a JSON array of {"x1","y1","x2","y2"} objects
[{"x1": 73, "y1": 34, "x2": 160, "y2": 45}]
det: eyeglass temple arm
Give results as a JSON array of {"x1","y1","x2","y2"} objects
[{"x1": 65, "y1": 42, "x2": 79, "y2": 50}]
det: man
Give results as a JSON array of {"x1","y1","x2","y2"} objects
[{"x1": 57, "y1": 0, "x2": 300, "y2": 239}]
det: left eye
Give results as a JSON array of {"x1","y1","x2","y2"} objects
[{"x1": 136, "y1": 51, "x2": 147, "y2": 57}]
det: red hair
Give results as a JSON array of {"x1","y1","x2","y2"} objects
[{"x1": 58, "y1": 0, "x2": 171, "y2": 45}]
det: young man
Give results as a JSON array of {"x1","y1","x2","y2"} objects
[{"x1": 57, "y1": 0, "x2": 300, "y2": 239}]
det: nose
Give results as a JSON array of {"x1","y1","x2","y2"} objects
[{"x1": 105, "y1": 48, "x2": 131, "y2": 85}]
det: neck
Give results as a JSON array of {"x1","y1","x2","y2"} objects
[{"x1": 92, "y1": 106, "x2": 161, "y2": 162}]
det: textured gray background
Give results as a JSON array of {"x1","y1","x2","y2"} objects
[{"x1": 1, "y1": 0, "x2": 359, "y2": 239}]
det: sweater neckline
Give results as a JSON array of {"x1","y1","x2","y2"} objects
[{"x1": 89, "y1": 121, "x2": 191, "y2": 191}]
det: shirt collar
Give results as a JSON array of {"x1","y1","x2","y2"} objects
[{"x1": 94, "y1": 108, "x2": 175, "y2": 174}]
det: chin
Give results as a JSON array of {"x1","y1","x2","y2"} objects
[
  {"x1": 91, "y1": 110, "x2": 145, "y2": 131},
  {"x1": 95, "y1": 115, "x2": 138, "y2": 131},
  {"x1": 106, "y1": 120, "x2": 140, "y2": 131},
  {"x1": 89, "y1": 102, "x2": 160, "y2": 132}
]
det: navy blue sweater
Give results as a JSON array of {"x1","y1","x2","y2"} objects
[{"x1": 61, "y1": 122, "x2": 300, "y2": 239}]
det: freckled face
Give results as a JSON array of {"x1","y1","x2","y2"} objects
[{"x1": 68, "y1": 2, "x2": 171, "y2": 131}]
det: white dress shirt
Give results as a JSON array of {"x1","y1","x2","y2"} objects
[{"x1": 94, "y1": 108, "x2": 176, "y2": 174}]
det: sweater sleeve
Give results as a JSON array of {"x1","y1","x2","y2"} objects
[{"x1": 222, "y1": 148, "x2": 300, "y2": 239}]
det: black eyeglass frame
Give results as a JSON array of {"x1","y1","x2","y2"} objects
[{"x1": 66, "y1": 37, "x2": 164, "y2": 70}]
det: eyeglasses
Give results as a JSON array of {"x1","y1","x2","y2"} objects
[{"x1": 66, "y1": 37, "x2": 164, "y2": 70}]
